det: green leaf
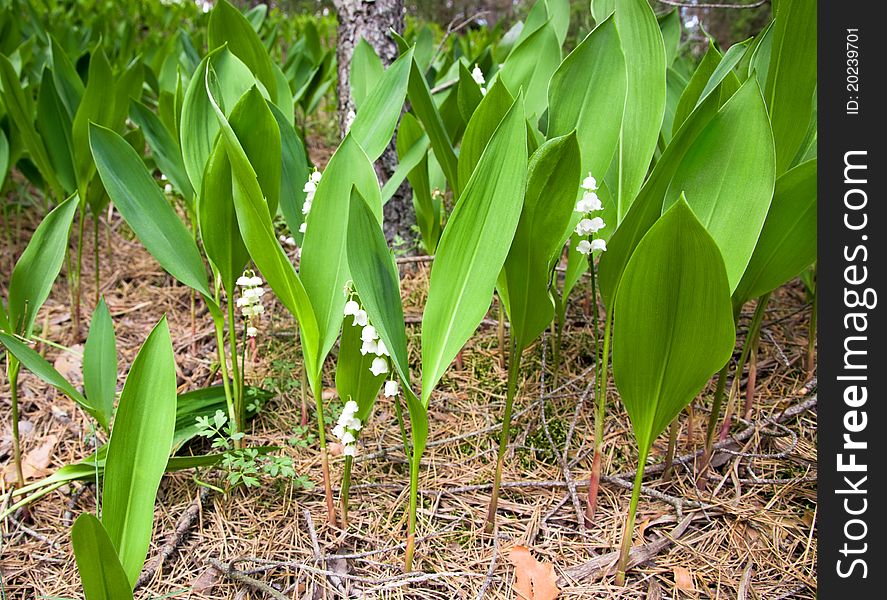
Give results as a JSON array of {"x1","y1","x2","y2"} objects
[
  {"x1": 89, "y1": 124, "x2": 212, "y2": 299},
  {"x1": 696, "y1": 38, "x2": 751, "y2": 110},
  {"x1": 8, "y1": 195, "x2": 77, "y2": 337},
  {"x1": 129, "y1": 100, "x2": 194, "y2": 201},
  {"x1": 733, "y1": 159, "x2": 816, "y2": 306},
  {"x1": 204, "y1": 82, "x2": 320, "y2": 386},
  {"x1": 407, "y1": 57, "x2": 459, "y2": 197},
  {"x1": 421, "y1": 94, "x2": 528, "y2": 405},
  {"x1": 765, "y1": 0, "x2": 816, "y2": 173},
  {"x1": 659, "y1": 9, "x2": 681, "y2": 67},
  {"x1": 672, "y1": 40, "x2": 721, "y2": 135},
  {"x1": 36, "y1": 69, "x2": 76, "y2": 193},
  {"x1": 102, "y1": 317, "x2": 177, "y2": 585},
  {"x1": 609, "y1": 0, "x2": 666, "y2": 220},
  {"x1": 300, "y1": 134, "x2": 381, "y2": 368},
  {"x1": 547, "y1": 15, "x2": 625, "y2": 189},
  {"x1": 458, "y1": 79, "x2": 513, "y2": 192},
  {"x1": 613, "y1": 198, "x2": 735, "y2": 457},
  {"x1": 208, "y1": 0, "x2": 276, "y2": 103},
  {"x1": 0, "y1": 129, "x2": 8, "y2": 191},
  {"x1": 72, "y1": 514, "x2": 133, "y2": 600},
  {"x1": 501, "y1": 132, "x2": 581, "y2": 352},
  {"x1": 72, "y1": 46, "x2": 115, "y2": 198},
  {"x1": 456, "y1": 62, "x2": 484, "y2": 123},
  {"x1": 83, "y1": 299, "x2": 117, "y2": 429},
  {"x1": 350, "y1": 38, "x2": 384, "y2": 111},
  {"x1": 270, "y1": 103, "x2": 310, "y2": 244},
  {"x1": 0, "y1": 332, "x2": 105, "y2": 428},
  {"x1": 395, "y1": 113, "x2": 438, "y2": 253},
  {"x1": 0, "y1": 53, "x2": 62, "y2": 196},
  {"x1": 349, "y1": 48, "x2": 413, "y2": 162},
  {"x1": 499, "y1": 21, "x2": 561, "y2": 122},
  {"x1": 591, "y1": 0, "x2": 615, "y2": 22},
  {"x1": 180, "y1": 47, "x2": 256, "y2": 196},
  {"x1": 48, "y1": 36, "x2": 84, "y2": 118}
]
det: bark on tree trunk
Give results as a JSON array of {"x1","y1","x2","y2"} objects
[{"x1": 333, "y1": 0, "x2": 417, "y2": 252}]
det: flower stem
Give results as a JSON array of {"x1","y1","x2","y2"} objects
[
  {"x1": 340, "y1": 455, "x2": 353, "y2": 528},
  {"x1": 697, "y1": 362, "x2": 729, "y2": 488},
  {"x1": 662, "y1": 419, "x2": 679, "y2": 482},
  {"x1": 93, "y1": 214, "x2": 101, "y2": 305},
  {"x1": 212, "y1": 313, "x2": 237, "y2": 434},
  {"x1": 484, "y1": 337, "x2": 521, "y2": 534},
  {"x1": 615, "y1": 447, "x2": 649, "y2": 586},
  {"x1": 71, "y1": 206, "x2": 86, "y2": 340},
  {"x1": 226, "y1": 296, "x2": 243, "y2": 442},
  {"x1": 311, "y1": 373, "x2": 337, "y2": 527},
  {"x1": 393, "y1": 388, "x2": 411, "y2": 456},
  {"x1": 8, "y1": 357, "x2": 24, "y2": 489},
  {"x1": 497, "y1": 297, "x2": 506, "y2": 371},
  {"x1": 405, "y1": 449, "x2": 420, "y2": 572}
]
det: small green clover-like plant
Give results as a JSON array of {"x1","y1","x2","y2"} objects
[{"x1": 288, "y1": 424, "x2": 317, "y2": 449}]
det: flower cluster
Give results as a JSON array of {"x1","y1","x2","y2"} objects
[
  {"x1": 278, "y1": 233, "x2": 297, "y2": 247},
  {"x1": 235, "y1": 270, "x2": 265, "y2": 337},
  {"x1": 332, "y1": 400, "x2": 362, "y2": 457},
  {"x1": 343, "y1": 289, "x2": 400, "y2": 401},
  {"x1": 471, "y1": 64, "x2": 487, "y2": 96},
  {"x1": 574, "y1": 173, "x2": 607, "y2": 255},
  {"x1": 299, "y1": 169, "x2": 322, "y2": 234}
]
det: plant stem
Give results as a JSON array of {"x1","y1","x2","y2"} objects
[
  {"x1": 71, "y1": 206, "x2": 86, "y2": 339},
  {"x1": 212, "y1": 314, "x2": 237, "y2": 432},
  {"x1": 393, "y1": 388, "x2": 411, "y2": 456},
  {"x1": 497, "y1": 297, "x2": 506, "y2": 371},
  {"x1": 615, "y1": 447, "x2": 649, "y2": 586},
  {"x1": 8, "y1": 357, "x2": 24, "y2": 488},
  {"x1": 93, "y1": 214, "x2": 101, "y2": 305},
  {"x1": 587, "y1": 308, "x2": 612, "y2": 523},
  {"x1": 697, "y1": 362, "x2": 729, "y2": 488},
  {"x1": 551, "y1": 304, "x2": 564, "y2": 389},
  {"x1": 340, "y1": 455, "x2": 352, "y2": 528},
  {"x1": 226, "y1": 296, "x2": 243, "y2": 443},
  {"x1": 585, "y1": 256, "x2": 603, "y2": 523},
  {"x1": 719, "y1": 293, "x2": 770, "y2": 442},
  {"x1": 484, "y1": 337, "x2": 521, "y2": 534},
  {"x1": 405, "y1": 449, "x2": 420, "y2": 572},
  {"x1": 311, "y1": 373, "x2": 337, "y2": 527},
  {"x1": 662, "y1": 419, "x2": 679, "y2": 482}
]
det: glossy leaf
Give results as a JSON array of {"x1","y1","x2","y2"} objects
[
  {"x1": 129, "y1": 100, "x2": 194, "y2": 200},
  {"x1": 36, "y1": 69, "x2": 76, "y2": 193},
  {"x1": 208, "y1": 0, "x2": 276, "y2": 102},
  {"x1": 83, "y1": 299, "x2": 117, "y2": 428},
  {"x1": 271, "y1": 103, "x2": 310, "y2": 243},
  {"x1": 8, "y1": 195, "x2": 78, "y2": 337},
  {"x1": 733, "y1": 159, "x2": 816, "y2": 306},
  {"x1": 421, "y1": 94, "x2": 528, "y2": 404},
  {"x1": 672, "y1": 40, "x2": 721, "y2": 135},
  {"x1": 458, "y1": 79, "x2": 513, "y2": 192},
  {"x1": 102, "y1": 317, "x2": 177, "y2": 585},
  {"x1": 500, "y1": 132, "x2": 581, "y2": 352},
  {"x1": 499, "y1": 21, "x2": 561, "y2": 122},
  {"x1": 72, "y1": 514, "x2": 133, "y2": 600},
  {"x1": 71, "y1": 46, "x2": 115, "y2": 197},
  {"x1": 350, "y1": 38, "x2": 384, "y2": 111},
  {"x1": 407, "y1": 58, "x2": 459, "y2": 197},
  {"x1": 90, "y1": 124, "x2": 212, "y2": 299},
  {"x1": 613, "y1": 199, "x2": 735, "y2": 456}
]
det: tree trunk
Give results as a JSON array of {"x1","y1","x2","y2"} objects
[{"x1": 333, "y1": 0, "x2": 417, "y2": 252}]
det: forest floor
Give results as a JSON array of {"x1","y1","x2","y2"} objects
[{"x1": 0, "y1": 142, "x2": 817, "y2": 599}]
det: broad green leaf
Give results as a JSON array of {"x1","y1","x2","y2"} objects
[
  {"x1": 208, "y1": 0, "x2": 276, "y2": 103},
  {"x1": 765, "y1": 0, "x2": 816, "y2": 173},
  {"x1": 36, "y1": 69, "x2": 76, "y2": 193},
  {"x1": 0, "y1": 332, "x2": 105, "y2": 428},
  {"x1": 501, "y1": 132, "x2": 581, "y2": 352},
  {"x1": 421, "y1": 95, "x2": 528, "y2": 405},
  {"x1": 548, "y1": 15, "x2": 625, "y2": 188},
  {"x1": 204, "y1": 83, "x2": 320, "y2": 385},
  {"x1": 349, "y1": 48, "x2": 413, "y2": 161},
  {"x1": 72, "y1": 514, "x2": 133, "y2": 600},
  {"x1": 8, "y1": 195, "x2": 77, "y2": 337},
  {"x1": 102, "y1": 317, "x2": 177, "y2": 585},
  {"x1": 72, "y1": 46, "x2": 115, "y2": 198},
  {"x1": 0, "y1": 129, "x2": 8, "y2": 190},
  {"x1": 407, "y1": 58, "x2": 459, "y2": 197},
  {"x1": 180, "y1": 47, "x2": 256, "y2": 196},
  {"x1": 591, "y1": 0, "x2": 615, "y2": 22},
  {"x1": 672, "y1": 40, "x2": 721, "y2": 135},
  {"x1": 129, "y1": 100, "x2": 194, "y2": 201},
  {"x1": 350, "y1": 38, "x2": 384, "y2": 111},
  {"x1": 385, "y1": 126, "x2": 429, "y2": 204},
  {"x1": 272, "y1": 63, "x2": 294, "y2": 122},
  {"x1": 546, "y1": 0, "x2": 571, "y2": 47},
  {"x1": 300, "y1": 134, "x2": 381, "y2": 367},
  {"x1": 49, "y1": 36, "x2": 84, "y2": 118},
  {"x1": 83, "y1": 299, "x2": 117, "y2": 429},
  {"x1": 270, "y1": 103, "x2": 310, "y2": 243},
  {"x1": 659, "y1": 9, "x2": 681, "y2": 67},
  {"x1": 696, "y1": 38, "x2": 751, "y2": 109},
  {"x1": 663, "y1": 78, "x2": 775, "y2": 291},
  {"x1": 458, "y1": 79, "x2": 513, "y2": 192},
  {"x1": 609, "y1": 0, "x2": 666, "y2": 220},
  {"x1": 456, "y1": 62, "x2": 484, "y2": 123},
  {"x1": 613, "y1": 199, "x2": 734, "y2": 456},
  {"x1": 395, "y1": 113, "x2": 438, "y2": 253},
  {"x1": 733, "y1": 159, "x2": 816, "y2": 306},
  {"x1": 0, "y1": 54, "x2": 62, "y2": 196},
  {"x1": 89, "y1": 124, "x2": 212, "y2": 299},
  {"x1": 499, "y1": 21, "x2": 561, "y2": 122}
]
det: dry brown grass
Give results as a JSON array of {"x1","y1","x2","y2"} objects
[{"x1": 0, "y1": 200, "x2": 816, "y2": 599}]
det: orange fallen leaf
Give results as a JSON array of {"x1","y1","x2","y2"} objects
[
  {"x1": 4, "y1": 435, "x2": 57, "y2": 483},
  {"x1": 673, "y1": 566, "x2": 695, "y2": 592},
  {"x1": 509, "y1": 545, "x2": 560, "y2": 600}
]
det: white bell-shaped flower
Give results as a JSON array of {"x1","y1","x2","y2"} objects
[
  {"x1": 360, "y1": 338, "x2": 379, "y2": 356},
  {"x1": 370, "y1": 356, "x2": 389, "y2": 376},
  {"x1": 576, "y1": 239, "x2": 592, "y2": 255},
  {"x1": 361, "y1": 325, "x2": 378, "y2": 343},
  {"x1": 343, "y1": 400, "x2": 359, "y2": 416},
  {"x1": 590, "y1": 239, "x2": 607, "y2": 252},
  {"x1": 384, "y1": 380, "x2": 399, "y2": 397},
  {"x1": 375, "y1": 338, "x2": 390, "y2": 357},
  {"x1": 575, "y1": 191, "x2": 602, "y2": 213},
  {"x1": 352, "y1": 310, "x2": 368, "y2": 327},
  {"x1": 581, "y1": 173, "x2": 598, "y2": 192},
  {"x1": 471, "y1": 64, "x2": 485, "y2": 85},
  {"x1": 340, "y1": 431, "x2": 356, "y2": 445},
  {"x1": 343, "y1": 300, "x2": 360, "y2": 317},
  {"x1": 343, "y1": 444, "x2": 357, "y2": 457},
  {"x1": 575, "y1": 217, "x2": 605, "y2": 236}
]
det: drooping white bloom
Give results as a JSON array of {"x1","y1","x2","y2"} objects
[
  {"x1": 352, "y1": 310, "x2": 369, "y2": 327},
  {"x1": 343, "y1": 400, "x2": 359, "y2": 416},
  {"x1": 590, "y1": 239, "x2": 607, "y2": 252},
  {"x1": 576, "y1": 239, "x2": 592, "y2": 255},
  {"x1": 343, "y1": 300, "x2": 360, "y2": 316},
  {"x1": 361, "y1": 325, "x2": 378, "y2": 343},
  {"x1": 345, "y1": 416, "x2": 362, "y2": 431},
  {"x1": 471, "y1": 64, "x2": 485, "y2": 85},
  {"x1": 370, "y1": 356, "x2": 389, "y2": 376},
  {"x1": 236, "y1": 275, "x2": 252, "y2": 286},
  {"x1": 299, "y1": 170, "x2": 321, "y2": 233},
  {"x1": 333, "y1": 423, "x2": 345, "y2": 439},
  {"x1": 581, "y1": 173, "x2": 598, "y2": 192},
  {"x1": 303, "y1": 180, "x2": 317, "y2": 194},
  {"x1": 360, "y1": 338, "x2": 379, "y2": 356},
  {"x1": 340, "y1": 431, "x2": 356, "y2": 445},
  {"x1": 236, "y1": 271, "x2": 266, "y2": 336},
  {"x1": 299, "y1": 222, "x2": 307, "y2": 233},
  {"x1": 247, "y1": 326, "x2": 258, "y2": 337},
  {"x1": 575, "y1": 217, "x2": 605, "y2": 236},
  {"x1": 164, "y1": 183, "x2": 173, "y2": 194},
  {"x1": 374, "y1": 338, "x2": 390, "y2": 357},
  {"x1": 311, "y1": 171, "x2": 322, "y2": 184},
  {"x1": 384, "y1": 380, "x2": 399, "y2": 397},
  {"x1": 343, "y1": 444, "x2": 357, "y2": 457},
  {"x1": 575, "y1": 191, "x2": 602, "y2": 213}
]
